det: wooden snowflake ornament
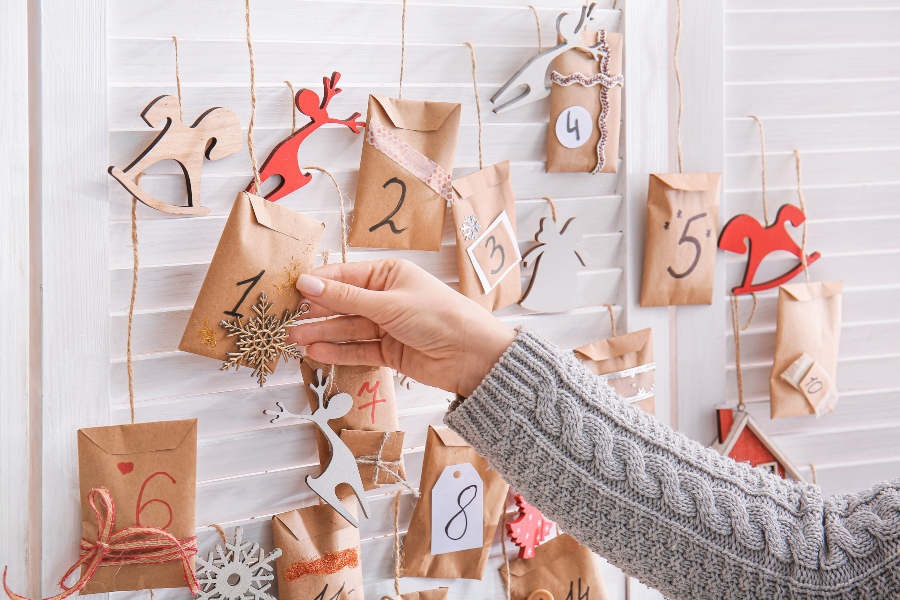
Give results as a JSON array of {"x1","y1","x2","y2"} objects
[
  {"x1": 506, "y1": 493, "x2": 554, "y2": 559},
  {"x1": 195, "y1": 526, "x2": 281, "y2": 600},
  {"x1": 219, "y1": 292, "x2": 308, "y2": 386}
]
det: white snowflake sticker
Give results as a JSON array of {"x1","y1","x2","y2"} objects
[
  {"x1": 460, "y1": 214, "x2": 481, "y2": 241},
  {"x1": 195, "y1": 526, "x2": 281, "y2": 600}
]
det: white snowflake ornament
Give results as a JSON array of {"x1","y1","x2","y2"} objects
[
  {"x1": 195, "y1": 526, "x2": 281, "y2": 600},
  {"x1": 460, "y1": 214, "x2": 481, "y2": 240}
]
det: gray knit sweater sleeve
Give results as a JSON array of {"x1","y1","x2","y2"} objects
[{"x1": 444, "y1": 329, "x2": 900, "y2": 600}]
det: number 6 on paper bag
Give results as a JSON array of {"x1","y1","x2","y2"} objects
[
  {"x1": 466, "y1": 211, "x2": 522, "y2": 294},
  {"x1": 431, "y1": 463, "x2": 484, "y2": 556}
]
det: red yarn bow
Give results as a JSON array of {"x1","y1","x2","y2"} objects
[{"x1": 2, "y1": 488, "x2": 199, "y2": 600}]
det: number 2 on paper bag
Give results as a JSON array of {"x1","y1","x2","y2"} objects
[
  {"x1": 431, "y1": 463, "x2": 484, "y2": 555},
  {"x1": 466, "y1": 211, "x2": 522, "y2": 294}
]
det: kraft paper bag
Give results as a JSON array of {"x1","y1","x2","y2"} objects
[
  {"x1": 272, "y1": 499, "x2": 364, "y2": 600},
  {"x1": 179, "y1": 191, "x2": 324, "y2": 363},
  {"x1": 77, "y1": 419, "x2": 198, "y2": 593},
  {"x1": 383, "y1": 589, "x2": 449, "y2": 600},
  {"x1": 500, "y1": 534, "x2": 610, "y2": 600},
  {"x1": 349, "y1": 95, "x2": 461, "y2": 251},
  {"x1": 770, "y1": 281, "x2": 843, "y2": 419},
  {"x1": 547, "y1": 30, "x2": 623, "y2": 174},
  {"x1": 401, "y1": 426, "x2": 509, "y2": 580},
  {"x1": 340, "y1": 429, "x2": 407, "y2": 490},
  {"x1": 451, "y1": 160, "x2": 522, "y2": 311},
  {"x1": 301, "y1": 359, "x2": 402, "y2": 472},
  {"x1": 574, "y1": 328, "x2": 656, "y2": 415},
  {"x1": 640, "y1": 172, "x2": 721, "y2": 306}
]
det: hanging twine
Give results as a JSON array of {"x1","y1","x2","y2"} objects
[
  {"x1": 542, "y1": 196, "x2": 558, "y2": 223},
  {"x1": 378, "y1": 490, "x2": 404, "y2": 600},
  {"x1": 303, "y1": 166, "x2": 349, "y2": 264},
  {"x1": 463, "y1": 42, "x2": 484, "y2": 170},
  {"x1": 354, "y1": 432, "x2": 420, "y2": 497},
  {"x1": 605, "y1": 304, "x2": 617, "y2": 337},
  {"x1": 674, "y1": 0, "x2": 684, "y2": 173},
  {"x1": 809, "y1": 463, "x2": 819, "y2": 485},
  {"x1": 208, "y1": 523, "x2": 228, "y2": 545},
  {"x1": 2, "y1": 489, "x2": 199, "y2": 600},
  {"x1": 126, "y1": 173, "x2": 145, "y2": 425},
  {"x1": 398, "y1": 0, "x2": 408, "y2": 98},
  {"x1": 285, "y1": 80, "x2": 297, "y2": 132},
  {"x1": 730, "y1": 295, "x2": 746, "y2": 411},
  {"x1": 794, "y1": 149, "x2": 810, "y2": 282},
  {"x1": 245, "y1": 0, "x2": 261, "y2": 190},
  {"x1": 499, "y1": 510, "x2": 511, "y2": 600},
  {"x1": 742, "y1": 293, "x2": 757, "y2": 332},
  {"x1": 749, "y1": 115, "x2": 770, "y2": 226},
  {"x1": 172, "y1": 36, "x2": 184, "y2": 120},
  {"x1": 527, "y1": 5, "x2": 542, "y2": 52}
]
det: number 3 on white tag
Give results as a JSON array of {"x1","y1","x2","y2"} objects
[
  {"x1": 431, "y1": 463, "x2": 484, "y2": 555},
  {"x1": 466, "y1": 211, "x2": 522, "y2": 294}
]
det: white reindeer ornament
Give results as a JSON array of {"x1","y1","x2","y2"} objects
[
  {"x1": 265, "y1": 369, "x2": 371, "y2": 527},
  {"x1": 491, "y1": 3, "x2": 608, "y2": 114}
]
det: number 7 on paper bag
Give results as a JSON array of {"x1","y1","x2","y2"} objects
[{"x1": 431, "y1": 463, "x2": 484, "y2": 555}]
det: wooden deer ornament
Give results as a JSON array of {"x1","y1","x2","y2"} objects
[
  {"x1": 264, "y1": 368, "x2": 370, "y2": 528},
  {"x1": 108, "y1": 95, "x2": 243, "y2": 215},
  {"x1": 491, "y1": 3, "x2": 608, "y2": 114},
  {"x1": 718, "y1": 203, "x2": 821, "y2": 295},
  {"x1": 247, "y1": 72, "x2": 365, "y2": 202}
]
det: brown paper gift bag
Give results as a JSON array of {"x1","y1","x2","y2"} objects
[
  {"x1": 340, "y1": 429, "x2": 407, "y2": 490},
  {"x1": 401, "y1": 426, "x2": 509, "y2": 580},
  {"x1": 383, "y1": 589, "x2": 449, "y2": 600},
  {"x1": 301, "y1": 359, "x2": 402, "y2": 473},
  {"x1": 349, "y1": 95, "x2": 461, "y2": 251},
  {"x1": 77, "y1": 419, "x2": 198, "y2": 593},
  {"x1": 640, "y1": 172, "x2": 721, "y2": 306},
  {"x1": 451, "y1": 160, "x2": 522, "y2": 311},
  {"x1": 770, "y1": 281, "x2": 843, "y2": 419},
  {"x1": 574, "y1": 328, "x2": 655, "y2": 415},
  {"x1": 547, "y1": 30, "x2": 623, "y2": 174},
  {"x1": 179, "y1": 191, "x2": 324, "y2": 366},
  {"x1": 272, "y1": 498, "x2": 364, "y2": 600},
  {"x1": 500, "y1": 534, "x2": 610, "y2": 600}
]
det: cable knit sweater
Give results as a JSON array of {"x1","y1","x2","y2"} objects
[{"x1": 444, "y1": 329, "x2": 900, "y2": 600}]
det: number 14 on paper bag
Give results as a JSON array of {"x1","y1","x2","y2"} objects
[{"x1": 431, "y1": 463, "x2": 484, "y2": 555}]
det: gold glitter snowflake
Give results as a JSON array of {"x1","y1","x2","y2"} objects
[
  {"x1": 219, "y1": 292, "x2": 309, "y2": 386},
  {"x1": 197, "y1": 318, "x2": 218, "y2": 350}
]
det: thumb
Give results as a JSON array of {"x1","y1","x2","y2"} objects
[{"x1": 297, "y1": 273, "x2": 386, "y2": 320}]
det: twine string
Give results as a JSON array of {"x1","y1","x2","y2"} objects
[
  {"x1": 303, "y1": 166, "x2": 348, "y2": 264},
  {"x1": 674, "y1": 0, "x2": 684, "y2": 173},
  {"x1": 172, "y1": 37, "x2": 184, "y2": 120},
  {"x1": 354, "y1": 432, "x2": 419, "y2": 497},
  {"x1": 463, "y1": 42, "x2": 484, "y2": 170},
  {"x1": 398, "y1": 0, "x2": 408, "y2": 98},
  {"x1": 208, "y1": 524, "x2": 228, "y2": 546},
  {"x1": 605, "y1": 304, "x2": 617, "y2": 337},
  {"x1": 245, "y1": 0, "x2": 261, "y2": 190},
  {"x1": 527, "y1": 5, "x2": 542, "y2": 52},
  {"x1": 809, "y1": 463, "x2": 819, "y2": 485},
  {"x1": 742, "y1": 293, "x2": 757, "y2": 331},
  {"x1": 542, "y1": 196, "x2": 558, "y2": 223},
  {"x1": 499, "y1": 509, "x2": 511, "y2": 600},
  {"x1": 749, "y1": 115, "x2": 770, "y2": 226},
  {"x1": 730, "y1": 294, "x2": 746, "y2": 411},
  {"x1": 127, "y1": 174, "x2": 143, "y2": 425},
  {"x1": 285, "y1": 80, "x2": 297, "y2": 132},
  {"x1": 794, "y1": 149, "x2": 810, "y2": 282},
  {"x1": 393, "y1": 491, "x2": 403, "y2": 597}
]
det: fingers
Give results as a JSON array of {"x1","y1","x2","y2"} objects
[
  {"x1": 305, "y1": 341, "x2": 388, "y2": 368},
  {"x1": 297, "y1": 272, "x2": 388, "y2": 321},
  {"x1": 290, "y1": 315, "x2": 381, "y2": 346},
  {"x1": 307, "y1": 260, "x2": 403, "y2": 292}
]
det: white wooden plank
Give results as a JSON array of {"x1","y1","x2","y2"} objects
[
  {"x1": 675, "y1": 0, "x2": 726, "y2": 444},
  {"x1": 726, "y1": 113, "x2": 900, "y2": 154},
  {"x1": 726, "y1": 182, "x2": 900, "y2": 221},
  {"x1": 726, "y1": 46, "x2": 900, "y2": 83},
  {"x1": 40, "y1": 0, "x2": 110, "y2": 595},
  {"x1": 725, "y1": 149, "x2": 900, "y2": 191},
  {"x1": 797, "y1": 458, "x2": 900, "y2": 499},
  {"x1": 726, "y1": 8, "x2": 900, "y2": 47},
  {"x1": 0, "y1": 0, "x2": 33, "y2": 595},
  {"x1": 773, "y1": 425, "x2": 900, "y2": 468},
  {"x1": 726, "y1": 79, "x2": 900, "y2": 118},
  {"x1": 724, "y1": 249, "x2": 900, "y2": 291}
]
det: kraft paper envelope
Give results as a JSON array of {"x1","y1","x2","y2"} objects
[
  {"x1": 77, "y1": 419, "x2": 197, "y2": 593},
  {"x1": 575, "y1": 328, "x2": 656, "y2": 415},
  {"x1": 386, "y1": 589, "x2": 450, "y2": 600},
  {"x1": 500, "y1": 534, "x2": 610, "y2": 600},
  {"x1": 350, "y1": 95, "x2": 461, "y2": 251}
]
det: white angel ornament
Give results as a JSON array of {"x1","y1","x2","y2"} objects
[{"x1": 520, "y1": 216, "x2": 586, "y2": 313}]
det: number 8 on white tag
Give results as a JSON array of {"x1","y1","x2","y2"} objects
[{"x1": 431, "y1": 463, "x2": 484, "y2": 555}]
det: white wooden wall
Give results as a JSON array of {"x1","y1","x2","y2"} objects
[
  {"x1": 721, "y1": 0, "x2": 900, "y2": 498},
  {"x1": 100, "y1": 1, "x2": 664, "y2": 599}
]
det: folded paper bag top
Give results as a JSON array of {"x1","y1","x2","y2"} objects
[
  {"x1": 383, "y1": 589, "x2": 450, "y2": 600},
  {"x1": 575, "y1": 328, "x2": 655, "y2": 415},
  {"x1": 500, "y1": 533, "x2": 610, "y2": 600}
]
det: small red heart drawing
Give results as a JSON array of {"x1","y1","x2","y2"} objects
[{"x1": 117, "y1": 462, "x2": 134, "y2": 475}]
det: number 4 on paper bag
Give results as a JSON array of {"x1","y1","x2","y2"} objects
[
  {"x1": 431, "y1": 463, "x2": 484, "y2": 555},
  {"x1": 467, "y1": 211, "x2": 522, "y2": 294}
]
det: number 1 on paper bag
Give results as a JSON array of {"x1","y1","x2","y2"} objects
[
  {"x1": 466, "y1": 211, "x2": 522, "y2": 294},
  {"x1": 431, "y1": 463, "x2": 484, "y2": 555}
]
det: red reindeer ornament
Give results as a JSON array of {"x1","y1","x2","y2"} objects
[
  {"x1": 718, "y1": 204, "x2": 821, "y2": 295},
  {"x1": 247, "y1": 72, "x2": 365, "y2": 202}
]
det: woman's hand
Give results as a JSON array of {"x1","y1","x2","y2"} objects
[{"x1": 290, "y1": 259, "x2": 516, "y2": 398}]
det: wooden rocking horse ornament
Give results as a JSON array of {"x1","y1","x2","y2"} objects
[
  {"x1": 108, "y1": 95, "x2": 243, "y2": 215},
  {"x1": 718, "y1": 203, "x2": 821, "y2": 295},
  {"x1": 247, "y1": 71, "x2": 365, "y2": 203}
]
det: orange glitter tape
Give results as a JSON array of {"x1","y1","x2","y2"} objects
[{"x1": 283, "y1": 548, "x2": 359, "y2": 581}]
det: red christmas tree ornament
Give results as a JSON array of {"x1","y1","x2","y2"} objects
[
  {"x1": 247, "y1": 71, "x2": 365, "y2": 202},
  {"x1": 506, "y1": 493, "x2": 554, "y2": 559}
]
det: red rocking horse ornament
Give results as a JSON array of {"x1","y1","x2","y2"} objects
[
  {"x1": 718, "y1": 203, "x2": 821, "y2": 295},
  {"x1": 247, "y1": 71, "x2": 365, "y2": 202}
]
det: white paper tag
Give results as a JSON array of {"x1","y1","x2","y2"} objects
[
  {"x1": 430, "y1": 463, "x2": 484, "y2": 556},
  {"x1": 466, "y1": 210, "x2": 522, "y2": 294},
  {"x1": 555, "y1": 105, "x2": 593, "y2": 149}
]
